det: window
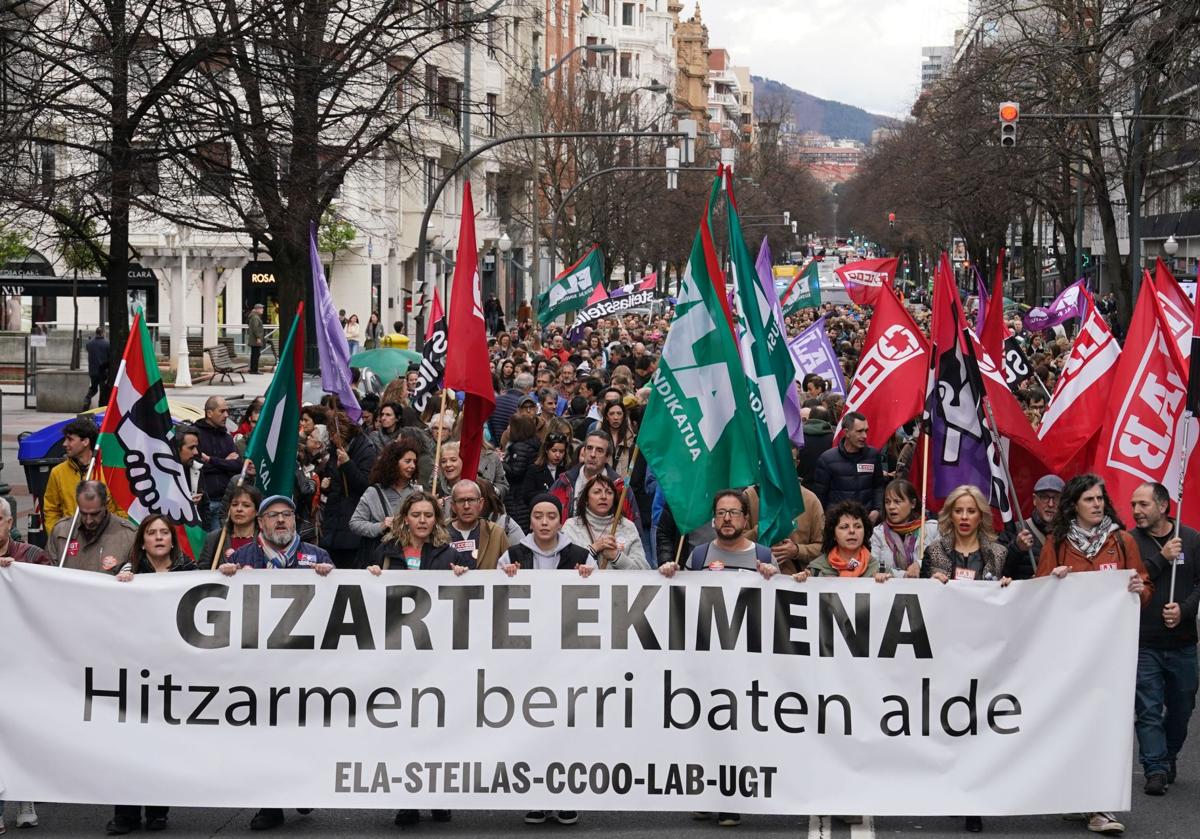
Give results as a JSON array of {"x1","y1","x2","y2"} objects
[
  {"x1": 485, "y1": 171, "x2": 497, "y2": 216},
  {"x1": 487, "y1": 16, "x2": 499, "y2": 58},
  {"x1": 486, "y1": 93, "x2": 498, "y2": 137},
  {"x1": 584, "y1": 36, "x2": 598, "y2": 67},
  {"x1": 437, "y1": 75, "x2": 462, "y2": 126},
  {"x1": 36, "y1": 141, "x2": 55, "y2": 199},
  {"x1": 194, "y1": 140, "x2": 231, "y2": 197},
  {"x1": 390, "y1": 55, "x2": 415, "y2": 109},
  {"x1": 619, "y1": 52, "x2": 632, "y2": 78},
  {"x1": 424, "y1": 156, "x2": 438, "y2": 203},
  {"x1": 621, "y1": 2, "x2": 634, "y2": 25},
  {"x1": 425, "y1": 64, "x2": 439, "y2": 118}
]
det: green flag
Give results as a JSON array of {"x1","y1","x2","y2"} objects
[
  {"x1": 726, "y1": 181, "x2": 806, "y2": 547},
  {"x1": 245, "y1": 306, "x2": 304, "y2": 498},
  {"x1": 781, "y1": 260, "x2": 821, "y2": 315},
  {"x1": 639, "y1": 175, "x2": 756, "y2": 535},
  {"x1": 537, "y1": 245, "x2": 604, "y2": 324}
]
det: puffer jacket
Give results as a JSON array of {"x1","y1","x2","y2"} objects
[
  {"x1": 319, "y1": 431, "x2": 377, "y2": 560},
  {"x1": 503, "y1": 437, "x2": 541, "y2": 532},
  {"x1": 809, "y1": 440, "x2": 886, "y2": 513}
]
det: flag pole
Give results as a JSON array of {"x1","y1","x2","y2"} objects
[
  {"x1": 57, "y1": 450, "x2": 98, "y2": 568},
  {"x1": 430, "y1": 388, "x2": 450, "y2": 498},
  {"x1": 609, "y1": 444, "x2": 639, "y2": 537},
  {"x1": 916, "y1": 429, "x2": 931, "y2": 564},
  {"x1": 210, "y1": 459, "x2": 250, "y2": 570},
  {"x1": 1170, "y1": 413, "x2": 1193, "y2": 603},
  {"x1": 981, "y1": 392, "x2": 1035, "y2": 571}
]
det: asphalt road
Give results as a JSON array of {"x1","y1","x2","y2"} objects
[{"x1": 8, "y1": 712, "x2": 1197, "y2": 839}]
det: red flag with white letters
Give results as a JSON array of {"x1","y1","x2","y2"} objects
[
  {"x1": 838, "y1": 285, "x2": 928, "y2": 450},
  {"x1": 1092, "y1": 274, "x2": 1200, "y2": 528},
  {"x1": 834, "y1": 257, "x2": 898, "y2": 307},
  {"x1": 1037, "y1": 299, "x2": 1120, "y2": 476}
]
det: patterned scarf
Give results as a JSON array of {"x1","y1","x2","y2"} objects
[
  {"x1": 882, "y1": 518, "x2": 923, "y2": 570},
  {"x1": 1067, "y1": 516, "x2": 1119, "y2": 559},
  {"x1": 258, "y1": 532, "x2": 302, "y2": 568}
]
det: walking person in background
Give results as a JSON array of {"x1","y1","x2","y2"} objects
[
  {"x1": 247, "y1": 302, "x2": 266, "y2": 374},
  {"x1": 344, "y1": 313, "x2": 361, "y2": 355},
  {"x1": 364, "y1": 312, "x2": 384, "y2": 349},
  {"x1": 83, "y1": 326, "x2": 110, "y2": 410}
]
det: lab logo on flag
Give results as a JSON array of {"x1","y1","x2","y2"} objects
[
  {"x1": 844, "y1": 324, "x2": 922, "y2": 406},
  {"x1": 1108, "y1": 331, "x2": 1189, "y2": 479}
]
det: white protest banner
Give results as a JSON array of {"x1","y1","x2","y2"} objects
[{"x1": 0, "y1": 565, "x2": 1136, "y2": 815}]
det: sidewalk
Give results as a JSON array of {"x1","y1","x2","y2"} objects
[{"x1": 0, "y1": 372, "x2": 278, "y2": 523}]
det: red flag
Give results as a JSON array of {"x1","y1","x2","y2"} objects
[
  {"x1": 424, "y1": 289, "x2": 445, "y2": 341},
  {"x1": 1092, "y1": 275, "x2": 1200, "y2": 529},
  {"x1": 636, "y1": 272, "x2": 657, "y2": 291},
  {"x1": 834, "y1": 257, "x2": 898, "y2": 306},
  {"x1": 1154, "y1": 258, "x2": 1193, "y2": 362},
  {"x1": 584, "y1": 282, "x2": 608, "y2": 305},
  {"x1": 838, "y1": 285, "x2": 929, "y2": 450},
  {"x1": 980, "y1": 249, "x2": 1009, "y2": 365},
  {"x1": 442, "y1": 181, "x2": 495, "y2": 480},
  {"x1": 1037, "y1": 301, "x2": 1120, "y2": 475},
  {"x1": 1188, "y1": 274, "x2": 1200, "y2": 416}
]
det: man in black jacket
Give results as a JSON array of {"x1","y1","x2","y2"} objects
[
  {"x1": 194, "y1": 397, "x2": 243, "y2": 530},
  {"x1": 809, "y1": 411, "x2": 885, "y2": 521},
  {"x1": 83, "y1": 326, "x2": 111, "y2": 410},
  {"x1": 1130, "y1": 482, "x2": 1200, "y2": 796}
]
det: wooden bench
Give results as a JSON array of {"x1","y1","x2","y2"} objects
[{"x1": 203, "y1": 344, "x2": 248, "y2": 385}]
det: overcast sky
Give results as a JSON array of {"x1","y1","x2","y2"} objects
[{"x1": 694, "y1": 0, "x2": 969, "y2": 117}]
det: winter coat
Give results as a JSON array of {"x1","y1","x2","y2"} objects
[
  {"x1": 503, "y1": 438, "x2": 541, "y2": 531},
  {"x1": 477, "y1": 448, "x2": 509, "y2": 497},
  {"x1": 247, "y1": 312, "x2": 265, "y2": 347},
  {"x1": 777, "y1": 487, "x2": 826, "y2": 575},
  {"x1": 550, "y1": 465, "x2": 639, "y2": 528},
  {"x1": 445, "y1": 519, "x2": 510, "y2": 570},
  {"x1": 47, "y1": 513, "x2": 137, "y2": 574},
  {"x1": 809, "y1": 440, "x2": 886, "y2": 513},
  {"x1": 375, "y1": 540, "x2": 473, "y2": 571},
  {"x1": 489, "y1": 388, "x2": 525, "y2": 443},
  {"x1": 796, "y1": 419, "x2": 834, "y2": 485},
  {"x1": 562, "y1": 513, "x2": 649, "y2": 570},
  {"x1": 349, "y1": 483, "x2": 421, "y2": 539},
  {"x1": 920, "y1": 534, "x2": 1007, "y2": 581},
  {"x1": 319, "y1": 432, "x2": 377, "y2": 554},
  {"x1": 499, "y1": 532, "x2": 593, "y2": 570},
  {"x1": 871, "y1": 520, "x2": 940, "y2": 577},
  {"x1": 42, "y1": 456, "x2": 121, "y2": 534},
  {"x1": 194, "y1": 417, "x2": 242, "y2": 502},
  {"x1": 1036, "y1": 529, "x2": 1151, "y2": 607}
]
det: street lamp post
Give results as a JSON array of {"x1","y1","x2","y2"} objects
[
  {"x1": 529, "y1": 43, "x2": 618, "y2": 312},
  {"x1": 459, "y1": 0, "x2": 507, "y2": 156}
]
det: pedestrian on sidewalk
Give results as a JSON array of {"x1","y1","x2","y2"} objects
[
  {"x1": 83, "y1": 326, "x2": 110, "y2": 410},
  {"x1": 247, "y1": 303, "x2": 266, "y2": 374}
]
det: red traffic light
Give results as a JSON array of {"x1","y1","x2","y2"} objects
[{"x1": 998, "y1": 102, "x2": 1019, "y2": 122}]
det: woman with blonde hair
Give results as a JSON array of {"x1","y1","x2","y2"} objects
[{"x1": 921, "y1": 484, "x2": 1010, "y2": 586}]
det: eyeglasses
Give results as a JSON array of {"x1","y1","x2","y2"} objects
[
  {"x1": 714, "y1": 509, "x2": 745, "y2": 520},
  {"x1": 453, "y1": 497, "x2": 482, "y2": 505},
  {"x1": 260, "y1": 510, "x2": 295, "y2": 521}
]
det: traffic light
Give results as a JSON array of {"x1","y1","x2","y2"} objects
[
  {"x1": 999, "y1": 101, "x2": 1019, "y2": 147},
  {"x1": 888, "y1": 212, "x2": 896, "y2": 229}
]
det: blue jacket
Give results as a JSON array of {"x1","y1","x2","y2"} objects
[{"x1": 229, "y1": 539, "x2": 332, "y2": 569}]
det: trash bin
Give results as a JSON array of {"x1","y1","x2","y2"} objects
[{"x1": 18, "y1": 426, "x2": 72, "y2": 549}]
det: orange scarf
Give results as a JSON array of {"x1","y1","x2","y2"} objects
[{"x1": 827, "y1": 546, "x2": 870, "y2": 577}]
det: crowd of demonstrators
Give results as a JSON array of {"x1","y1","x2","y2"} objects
[{"x1": 5, "y1": 292, "x2": 1199, "y2": 836}]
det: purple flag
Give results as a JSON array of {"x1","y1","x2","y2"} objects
[
  {"x1": 755, "y1": 237, "x2": 804, "y2": 447},
  {"x1": 310, "y1": 224, "x2": 362, "y2": 421},
  {"x1": 1023, "y1": 278, "x2": 1088, "y2": 332},
  {"x1": 787, "y1": 315, "x2": 847, "y2": 397}
]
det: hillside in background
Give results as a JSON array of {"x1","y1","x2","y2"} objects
[{"x1": 752, "y1": 76, "x2": 899, "y2": 144}]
